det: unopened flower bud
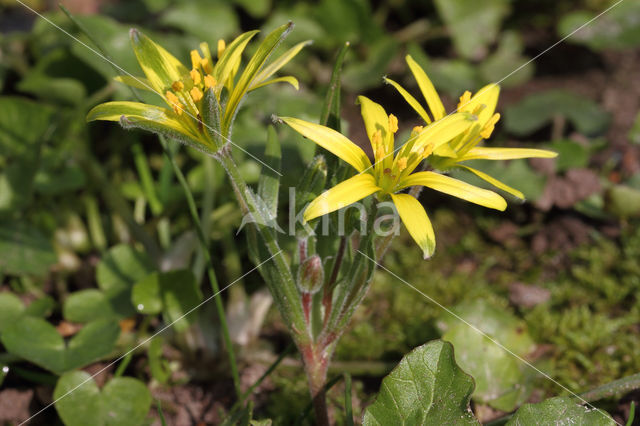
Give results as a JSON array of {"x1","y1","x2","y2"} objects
[{"x1": 296, "y1": 255, "x2": 324, "y2": 294}]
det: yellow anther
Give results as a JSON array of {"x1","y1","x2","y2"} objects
[
  {"x1": 171, "y1": 81, "x2": 184, "y2": 92},
  {"x1": 422, "y1": 143, "x2": 434, "y2": 159},
  {"x1": 165, "y1": 91, "x2": 182, "y2": 115},
  {"x1": 411, "y1": 125, "x2": 424, "y2": 137},
  {"x1": 396, "y1": 157, "x2": 408, "y2": 172},
  {"x1": 480, "y1": 113, "x2": 501, "y2": 139},
  {"x1": 200, "y1": 58, "x2": 213, "y2": 74},
  {"x1": 190, "y1": 87, "x2": 203, "y2": 102},
  {"x1": 217, "y1": 39, "x2": 226, "y2": 58},
  {"x1": 376, "y1": 147, "x2": 385, "y2": 162},
  {"x1": 190, "y1": 68, "x2": 201, "y2": 85},
  {"x1": 388, "y1": 114, "x2": 398, "y2": 134},
  {"x1": 204, "y1": 74, "x2": 217, "y2": 89},
  {"x1": 190, "y1": 50, "x2": 203, "y2": 70},
  {"x1": 457, "y1": 91, "x2": 472, "y2": 111}
]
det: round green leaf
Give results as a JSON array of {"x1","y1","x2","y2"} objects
[
  {"x1": 507, "y1": 396, "x2": 616, "y2": 426},
  {"x1": 0, "y1": 292, "x2": 25, "y2": 332},
  {"x1": 54, "y1": 371, "x2": 152, "y2": 426},
  {"x1": 63, "y1": 290, "x2": 116, "y2": 323},
  {"x1": 54, "y1": 371, "x2": 104, "y2": 426},
  {"x1": 363, "y1": 340, "x2": 478, "y2": 425},
  {"x1": 1, "y1": 317, "x2": 120, "y2": 374}
]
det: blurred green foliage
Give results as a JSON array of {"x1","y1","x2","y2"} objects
[{"x1": 0, "y1": 0, "x2": 639, "y2": 423}]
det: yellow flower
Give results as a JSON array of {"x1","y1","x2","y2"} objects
[
  {"x1": 87, "y1": 25, "x2": 310, "y2": 150},
  {"x1": 282, "y1": 97, "x2": 507, "y2": 258},
  {"x1": 385, "y1": 55, "x2": 557, "y2": 199}
]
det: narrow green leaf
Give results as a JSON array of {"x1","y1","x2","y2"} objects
[
  {"x1": 320, "y1": 42, "x2": 350, "y2": 130},
  {"x1": 363, "y1": 340, "x2": 478, "y2": 425},
  {"x1": 258, "y1": 126, "x2": 281, "y2": 218}
]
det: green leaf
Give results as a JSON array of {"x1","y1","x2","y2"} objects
[
  {"x1": 17, "y1": 49, "x2": 87, "y2": 106},
  {"x1": 0, "y1": 292, "x2": 25, "y2": 332},
  {"x1": 0, "y1": 221, "x2": 57, "y2": 276},
  {"x1": 320, "y1": 42, "x2": 349, "y2": 131},
  {"x1": 547, "y1": 140, "x2": 590, "y2": 172},
  {"x1": 362, "y1": 340, "x2": 478, "y2": 425},
  {"x1": 504, "y1": 90, "x2": 610, "y2": 136},
  {"x1": 234, "y1": 0, "x2": 271, "y2": 18},
  {"x1": 148, "y1": 337, "x2": 171, "y2": 384},
  {"x1": 437, "y1": 300, "x2": 536, "y2": 411},
  {"x1": 160, "y1": 1, "x2": 239, "y2": 43},
  {"x1": 131, "y1": 269, "x2": 202, "y2": 332},
  {"x1": 406, "y1": 43, "x2": 478, "y2": 98},
  {"x1": 0, "y1": 293, "x2": 55, "y2": 332},
  {"x1": 434, "y1": 0, "x2": 509, "y2": 60},
  {"x1": 96, "y1": 244, "x2": 155, "y2": 317},
  {"x1": 605, "y1": 185, "x2": 640, "y2": 219},
  {"x1": 1, "y1": 317, "x2": 120, "y2": 374},
  {"x1": 63, "y1": 290, "x2": 118, "y2": 323},
  {"x1": 0, "y1": 97, "x2": 54, "y2": 213},
  {"x1": 558, "y1": 2, "x2": 640, "y2": 51},
  {"x1": 258, "y1": 126, "x2": 281, "y2": 218},
  {"x1": 507, "y1": 396, "x2": 616, "y2": 425},
  {"x1": 629, "y1": 112, "x2": 640, "y2": 145},
  {"x1": 479, "y1": 31, "x2": 532, "y2": 88},
  {"x1": 54, "y1": 371, "x2": 152, "y2": 426}
]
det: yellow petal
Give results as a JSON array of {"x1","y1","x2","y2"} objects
[
  {"x1": 433, "y1": 143, "x2": 458, "y2": 158},
  {"x1": 390, "y1": 193, "x2": 436, "y2": 259},
  {"x1": 411, "y1": 112, "x2": 476, "y2": 153},
  {"x1": 399, "y1": 171, "x2": 507, "y2": 211},
  {"x1": 460, "y1": 147, "x2": 558, "y2": 161},
  {"x1": 86, "y1": 101, "x2": 200, "y2": 141},
  {"x1": 458, "y1": 165, "x2": 525, "y2": 200},
  {"x1": 384, "y1": 77, "x2": 432, "y2": 124},
  {"x1": 130, "y1": 29, "x2": 188, "y2": 93},
  {"x1": 282, "y1": 117, "x2": 372, "y2": 173},
  {"x1": 248, "y1": 75, "x2": 299, "y2": 92},
  {"x1": 304, "y1": 173, "x2": 380, "y2": 221},
  {"x1": 406, "y1": 55, "x2": 446, "y2": 120},
  {"x1": 357, "y1": 96, "x2": 390, "y2": 152},
  {"x1": 251, "y1": 40, "x2": 312, "y2": 89},
  {"x1": 113, "y1": 75, "x2": 153, "y2": 92},
  {"x1": 459, "y1": 83, "x2": 500, "y2": 125}
]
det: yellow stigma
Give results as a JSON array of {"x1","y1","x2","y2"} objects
[
  {"x1": 458, "y1": 91, "x2": 472, "y2": 111},
  {"x1": 217, "y1": 39, "x2": 226, "y2": 58},
  {"x1": 480, "y1": 113, "x2": 501, "y2": 139},
  {"x1": 166, "y1": 91, "x2": 182, "y2": 115},
  {"x1": 396, "y1": 157, "x2": 408, "y2": 172},
  {"x1": 204, "y1": 74, "x2": 216, "y2": 89},
  {"x1": 388, "y1": 114, "x2": 398, "y2": 134},
  {"x1": 190, "y1": 87, "x2": 203, "y2": 102},
  {"x1": 200, "y1": 58, "x2": 213, "y2": 74},
  {"x1": 190, "y1": 50, "x2": 203, "y2": 70},
  {"x1": 190, "y1": 69, "x2": 201, "y2": 86},
  {"x1": 171, "y1": 81, "x2": 184, "y2": 92}
]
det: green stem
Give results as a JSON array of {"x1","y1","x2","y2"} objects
[
  {"x1": 579, "y1": 372, "x2": 640, "y2": 402},
  {"x1": 161, "y1": 139, "x2": 241, "y2": 399},
  {"x1": 215, "y1": 147, "x2": 309, "y2": 345}
]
